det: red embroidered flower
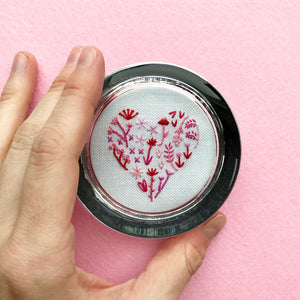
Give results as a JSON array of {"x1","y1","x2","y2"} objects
[
  {"x1": 119, "y1": 109, "x2": 139, "y2": 120},
  {"x1": 158, "y1": 117, "x2": 169, "y2": 126},
  {"x1": 147, "y1": 138, "x2": 157, "y2": 146},
  {"x1": 147, "y1": 168, "x2": 159, "y2": 176}
]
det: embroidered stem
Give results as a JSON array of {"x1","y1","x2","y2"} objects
[
  {"x1": 109, "y1": 143, "x2": 130, "y2": 170},
  {"x1": 175, "y1": 152, "x2": 184, "y2": 168},
  {"x1": 143, "y1": 138, "x2": 157, "y2": 165},
  {"x1": 157, "y1": 117, "x2": 169, "y2": 146},
  {"x1": 143, "y1": 145, "x2": 153, "y2": 165},
  {"x1": 173, "y1": 115, "x2": 188, "y2": 146},
  {"x1": 148, "y1": 176, "x2": 155, "y2": 202},
  {"x1": 183, "y1": 143, "x2": 192, "y2": 159},
  {"x1": 157, "y1": 177, "x2": 164, "y2": 194},
  {"x1": 147, "y1": 168, "x2": 158, "y2": 202},
  {"x1": 164, "y1": 142, "x2": 178, "y2": 171},
  {"x1": 176, "y1": 115, "x2": 188, "y2": 134},
  {"x1": 108, "y1": 117, "x2": 132, "y2": 148},
  {"x1": 158, "y1": 125, "x2": 169, "y2": 146},
  {"x1": 154, "y1": 169, "x2": 174, "y2": 198},
  {"x1": 194, "y1": 124, "x2": 200, "y2": 148},
  {"x1": 113, "y1": 147, "x2": 129, "y2": 170},
  {"x1": 118, "y1": 122, "x2": 129, "y2": 147}
]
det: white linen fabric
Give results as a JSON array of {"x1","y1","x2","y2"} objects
[{"x1": 90, "y1": 84, "x2": 217, "y2": 213}]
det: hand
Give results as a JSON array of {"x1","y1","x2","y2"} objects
[{"x1": 0, "y1": 46, "x2": 226, "y2": 300}]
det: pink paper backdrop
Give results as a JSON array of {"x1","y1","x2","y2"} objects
[{"x1": 0, "y1": 1, "x2": 299, "y2": 299}]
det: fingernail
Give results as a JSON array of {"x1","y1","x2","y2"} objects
[
  {"x1": 77, "y1": 46, "x2": 97, "y2": 68},
  {"x1": 203, "y1": 214, "x2": 226, "y2": 240},
  {"x1": 66, "y1": 46, "x2": 83, "y2": 66},
  {"x1": 12, "y1": 52, "x2": 28, "y2": 73}
]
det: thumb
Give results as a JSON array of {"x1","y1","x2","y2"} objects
[{"x1": 134, "y1": 213, "x2": 226, "y2": 300}]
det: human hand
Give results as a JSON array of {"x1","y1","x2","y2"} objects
[{"x1": 0, "y1": 46, "x2": 226, "y2": 300}]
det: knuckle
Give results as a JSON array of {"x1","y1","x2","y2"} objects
[
  {"x1": 0, "y1": 84, "x2": 19, "y2": 103},
  {"x1": 10, "y1": 122, "x2": 40, "y2": 153},
  {"x1": 63, "y1": 82, "x2": 84, "y2": 99},
  {"x1": 184, "y1": 243, "x2": 206, "y2": 277},
  {"x1": 49, "y1": 74, "x2": 69, "y2": 92},
  {"x1": 30, "y1": 126, "x2": 65, "y2": 166}
]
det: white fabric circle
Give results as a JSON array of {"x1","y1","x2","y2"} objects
[{"x1": 89, "y1": 83, "x2": 218, "y2": 213}]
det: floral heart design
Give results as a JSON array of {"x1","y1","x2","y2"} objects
[{"x1": 107, "y1": 109, "x2": 200, "y2": 202}]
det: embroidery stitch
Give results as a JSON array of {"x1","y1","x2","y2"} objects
[
  {"x1": 130, "y1": 165, "x2": 143, "y2": 179},
  {"x1": 147, "y1": 168, "x2": 159, "y2": 202},
  {"x1": 130, "y1": 148, "x2": 135, "y2": 154},
  {"x1": 164, "y1": 142, "x2": 178, "y2": 171},
  {"x1": 169, "y1": 111, "x2": 176, "y2": 118},
  {"x1": 134, "y1": 157, "x2": 140, "y2": 163},
  {"x1": 135, "y1": 134, "x2": 146, "y2": 146},
  {"x1": 157, "y1": 117, "x2": 169, "y2": 146},
  {"x1": 108, "y1": 116, "x2": 133, "y2": 148},
  {"x1": 119, "y1": 109, "x2": 139, "y2": 120},
  {"x1": 179, "y1": 111, "x2": 185, "y2": 118},
  {"x1": 154, "y1": 169, "x2": 175, "y2": 198},
  {"x1": 185, "y1": 119, "x2": 200, "y2": 148},
  {"x1": 173, "y1": 115, "x2": 189, "y2": 146},
  {"x1": 138, "y1": 179, "x2": 147, "y2": 192},
  {"x1": 108, "y1": 137, "x2": 113, "y2": 143},
  {"x1": 143, "y1": 138, "x2": 157, "y2": 165},
  {"x1": 156, "y1": 148, "x2": 162, "y2": 158},
  {"x1": 158, "y1": 159, "x2": 165, "y2": 169},
  {"x1": 175, "y1": 152, "x2": 185, "y2": 168},
  {"x1": 138, "y1": 149, "x2": 144, "y2": 154},
  {"x1": 109, "y1": 143, "x2": 130, "y2": 170},
  {"x1": 147, "y1": 124, "x2": 158, "y2": 135},
  {"x1": 136, "y1": 118, "x2": 148, "y2": 129},
  {"x1": 171, "y1": 120, "x2": 178, "y2": 127},
  {"x1": 183, "y1": 142, "x2": 192, "y2": 159}
]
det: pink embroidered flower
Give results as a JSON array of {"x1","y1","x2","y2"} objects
[
  {"x1": 108, "y1": 126, "x2": 114, "y2": 135},
  {"x1": 130, "y1": 165, "x2": 143, "y2": 179},
  {"x1": 127, "y1": 122, "x2": 133, "y2": 128},
  {"x1": 166, "y1": 169, "x2": 175, "y2": 175},
  {"x1": 111, "y1": 116, "x2": 119, "y2": 125},
  {"x1": 176, "y1": 151, "x2": 182, "y2": 158},
  {"x1": 184, "y1": 142, "x2": 190, "y2": 148}
]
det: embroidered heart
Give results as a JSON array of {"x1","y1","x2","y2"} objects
[{"x1": 107, "y1": 109, "x2": 200, "y2": 202}]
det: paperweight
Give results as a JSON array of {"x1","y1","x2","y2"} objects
[{"x1": 77, "y1": 63, "x2": 241, "y2": 238}]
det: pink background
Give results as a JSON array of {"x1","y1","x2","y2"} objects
[{"x1": 1, "y1": 1, "x2": 299, "y2": 299}]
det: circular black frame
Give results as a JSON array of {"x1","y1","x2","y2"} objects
[{"x1": 77, "y1": 63, "x2": 241, "y2": 238}]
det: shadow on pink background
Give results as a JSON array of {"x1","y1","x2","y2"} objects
[{"x1": 0, "y1": 1, "x2": 299, "y2": 299}]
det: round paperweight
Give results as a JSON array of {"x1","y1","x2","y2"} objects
[{"x1": 77, "y1": 63, "x2": 241, "y2": 238}]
